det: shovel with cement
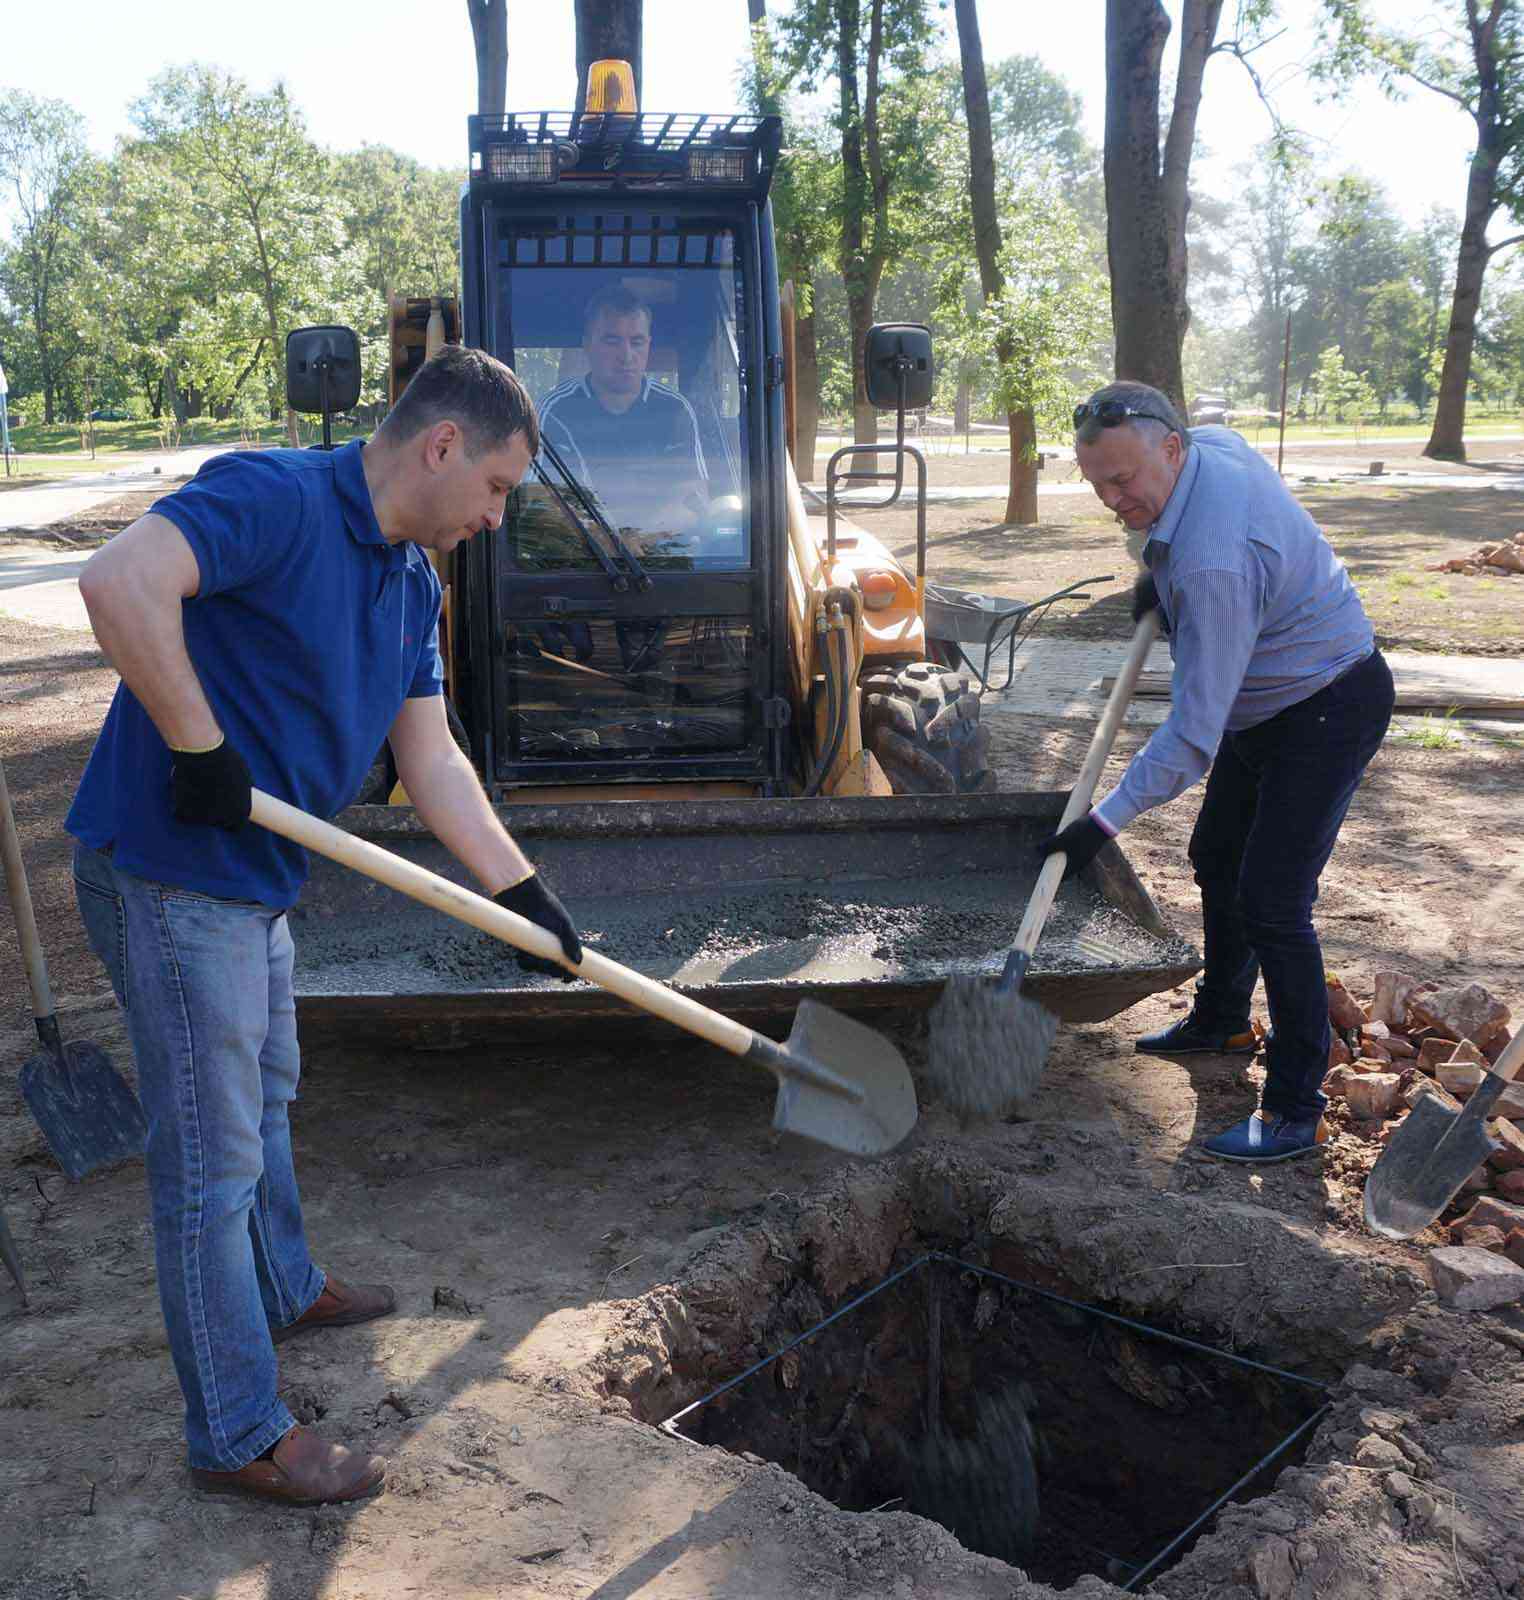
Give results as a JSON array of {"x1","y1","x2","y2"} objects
[
  {"x1": 0, "y1": 755, "x2": 147, "y2": 1181},
  {"x1": 250, "y1": 790, "x2": 917, "y2": 1157},
  {"x1": 926, "y1": 611, "x2": 1161, "y2": 1117},
  {"x1": 1364, "y1": 1027, "x2": 1524, "y2": 1241}
]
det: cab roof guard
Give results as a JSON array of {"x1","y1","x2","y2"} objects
[{"x1": 469, "y1": 112, "x2": 783, "y2": 201}]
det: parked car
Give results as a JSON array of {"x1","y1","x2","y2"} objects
[{"x1": 89, "y1": 407, "x2": 131, "y2": 422}]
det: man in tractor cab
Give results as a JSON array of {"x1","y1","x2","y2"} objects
[
  {"x1": 1042, "y1": 379, "x2": 1394, "y2": 1166},
  {"x1": 65, "y1": 347, "x2": 585, "y2": 1507},
  {"x1": 537, "y1": 283, "x2": 710, "y2": 547}
]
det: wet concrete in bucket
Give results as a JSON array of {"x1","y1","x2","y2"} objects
[{"x1": 293, "y1": 869, "x2": 1195, "y2": 995}]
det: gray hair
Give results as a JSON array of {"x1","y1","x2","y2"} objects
[{"x1": 1074, "y1": 381, "x2": 1189, "y2": 447}]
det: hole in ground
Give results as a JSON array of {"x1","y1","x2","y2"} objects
[{"x1": 663, "y1": 1255, "x2": 1326, "y2": 1590}]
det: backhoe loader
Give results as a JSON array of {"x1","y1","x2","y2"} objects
[{"x1": 285, "y1": 61, "x2": 1198, "y2": 1039}]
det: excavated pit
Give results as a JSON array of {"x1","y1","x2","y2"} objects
[{"x1": 659, "y1": 1253, "x2": 1327, "y2": 1590}]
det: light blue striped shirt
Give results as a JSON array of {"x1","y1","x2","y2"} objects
[{"x1": 1094, "y1": 426, "x2": 1373, "y2": 834}]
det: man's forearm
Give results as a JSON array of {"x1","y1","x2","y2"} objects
[{"x1": 395, "y1": 740, "x2": 532, "y2": 894}]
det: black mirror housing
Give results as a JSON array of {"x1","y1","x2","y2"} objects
[
  {"x1": 863, "y1": 322, "x2": 934, "y2": 411},
  {"x1": 286, "y1": 326, "x2": 362, "y2": 415}
]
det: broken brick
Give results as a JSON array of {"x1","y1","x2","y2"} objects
[
  {"x1": 1408, "y1": 982, "x2": 1511, "y2": 1052},
  {"x1": 1327, "y1": 976, "x2": 1366, "y2": 1032},
  {"x1": 1323, "y1": 1065, "x2": 1356, "y2": 1100},
  {"x1": 1450, "y1": 1195, "x2": 1524, "y2": 1239},
  {"x1": 1506, "y1": 1230, "x2": 1524, "y2": 1271},
  {"x1": 1487, "y1": 1119, "x2": 1524, "y2": 1173},
  {"x1": 1428, "y1": 1246, "x2": 1524, "y2": 1311},
  {"x1": 1402, "y1": 1077, "x2": 1462, "y2": 1114},
  {"x1": 1417, "y1": 1037, "x2": 1456, "y2": 1074},
  {"x1": 1496, "y1": 1170, "x2": 1524, "y2": 1202},
  {"x1": 1459, "y1": 1225, "x2": 1508, "y2": 1253},
  {"x1": 1438, "y1": 1057, "x2": 1486, "y2": 1097},
  {"x1": 1345, "y1": 1073, "x2": 1403, "y2": 1120},
  {"x1": 1370, "y1": 971, "x2": 1420, "y2": 1026},
  {"x1": 1329, "y1": 1037, "x2": 1354, "y2": 1070},
  {"x1": 1383, "y1": 1034, "x2": 1416, "y2": 1060}
]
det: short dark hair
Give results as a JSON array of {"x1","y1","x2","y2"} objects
[
  {"x1": 380, "y1": 345, "x2": 539, "y2": 458},
  {"x1": 582, "y1": 284, "x2": 652, "y2": 337},
  {"x1": 1075, "y1": 380, "x2": 1188, "y2": 447}
]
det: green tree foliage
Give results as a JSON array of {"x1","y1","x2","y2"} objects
[
  {"x1": 0, "y1": 71, "x2": 463, "y2": 426},
  {"x1": 0, "y1": 90, "x2": 94, "y2": 421}
]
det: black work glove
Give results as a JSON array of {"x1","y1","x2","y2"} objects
[
  {"x1": 169, "y1": 737, "x2": 252, "y2": 830},
  {"x1": 1131, "y1": 572, "x2": 1160, "y2": 622},
  {"x1": 494, "y1": 872, "x2": 583, "y2": 982},
  {"x1": 1038, "y1": 813, "x2": 1111, "y2": 881}
]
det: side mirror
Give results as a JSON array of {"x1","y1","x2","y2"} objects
[
  {"x1": 863, "y1": 323, "x2": 933, "y2": 411},
  {"x1": 286, "y1": 326, "x2": 362, "y2": 415}
]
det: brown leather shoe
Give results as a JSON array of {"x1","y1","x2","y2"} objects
[
  {"x1": 272, "y1": 1274, "x2": 396, "y2": 1345},
  {"x1": 191, "y1": 1425, "x2": 385, "y2": 1505}
]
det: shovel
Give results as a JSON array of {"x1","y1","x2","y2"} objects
[
  {"x1": 0, "y1": 756, "x2": 147, "y2": 1181},
  {"x1": 1364, "y1": 1028, "x2": 1524, "y2": 1240},
  {"x1": 250, "y1": 790, "x2": 917, "y2": 1157},
  {"x1": 926, "y1": 610, "x2": 1160, "y2": 1117}
]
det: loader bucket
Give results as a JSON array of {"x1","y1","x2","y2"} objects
[{"x1": 288, "y1": 793, "x2": 1199, "y2": 1044}]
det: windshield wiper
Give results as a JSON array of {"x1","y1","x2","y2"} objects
[{"x1": 534, "y1": 436, "x2": 653, "y2": 592}]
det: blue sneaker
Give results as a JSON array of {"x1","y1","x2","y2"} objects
[{"x1": 1202, "y1": 1111, "x2": 1328, "y2": 1164}]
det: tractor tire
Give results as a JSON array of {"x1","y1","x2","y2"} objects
[{"x1": 860, "y1": 661, "x2": 996, "y2": 795}]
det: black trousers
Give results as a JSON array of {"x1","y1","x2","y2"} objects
[{"x1": 1187, "y1": 649, "x2": 1395, "y2": 1122}]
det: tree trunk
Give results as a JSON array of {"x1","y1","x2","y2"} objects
[
  {"x1": 1425, "y1": 196, "x2": 1494, "y2": 462},
  {"x1": 953, "y1": 379, "x2": 971, "y2": 436},
  {"x1": 1104, "y1": 0, "x2": 1186, "y2": 409},
  {"x1": 954, "y1": 0, "x2": 1039, "y2": 526},
  {"x1": 795, "y1": 303, "x2": 821, "y2": 480},
  {"x1": 747, "y1": 0, "x2": 765, "y2": 21},
  {"x1": 1008, "y1": 409, "x2": 1038, "y2": 525},
  {"x1": 847, "y1": 279, "x2": 881, "y2": 445},
  {"x1": 466, "y1": 0, "x2": 508, "y2": 119},
  {"x1": 575, "y1": 0, "x2": 643, "y2": 108}
]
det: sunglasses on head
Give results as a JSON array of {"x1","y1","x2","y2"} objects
[{"x1": 1073, "y1": 399, "x2": 1178, "y2": 432}]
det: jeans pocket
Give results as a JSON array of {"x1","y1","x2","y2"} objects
[{"x1": 74, "y1": 874, "x2": 128, "y2": 1009}]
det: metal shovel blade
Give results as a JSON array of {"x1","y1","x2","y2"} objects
[
  {"x1": 19, "y1": 1039, "x2": 148, "y2": 1182},
  {"x1": 769, "y1": 999, "x2": 918, "y2": 1157},
  {"x1": 1363, "y1": 1090, "x2": 1499, "y2": 1241}
]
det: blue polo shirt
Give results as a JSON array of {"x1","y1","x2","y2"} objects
[{"x1": 67, "y1": 441, "x2": 443, "y2": 907}]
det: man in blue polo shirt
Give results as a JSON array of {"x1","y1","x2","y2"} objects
[
  {"x1": 66, "y1": 347, "x2": 584, "y2": 1506},
  {"x1": 1041, "y1": 380, "x2": 1394, "y2": 1165},
  {"x1": 538, "y1": 283, "x2": 709, "y2": 542}
]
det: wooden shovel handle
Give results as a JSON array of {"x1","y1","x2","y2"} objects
[
  {"x1": 1011, "y1": 610, "x2": 1161, "y2": 960},
  {"x1": 250, "y1": 789, "x2": 761, "y2": 1060},
  {"x1": 0, "y1": 754, "x2": 55, "y2": 1022}
]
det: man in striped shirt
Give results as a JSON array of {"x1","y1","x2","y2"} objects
[
  {"x1": 1043, "y1": 381, "x2": 1395, "y2": 1163},
  {"x1": 537, "y1": 284, "x2": 709, "y2": 543}
]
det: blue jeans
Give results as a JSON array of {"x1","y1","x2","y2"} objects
[
  {"x1": 1187, "y1": 650, "x2": 1395, "y2": 1123},
  {"x1": 73, "y1": 844, "x2": 324, "y2": 1470}
]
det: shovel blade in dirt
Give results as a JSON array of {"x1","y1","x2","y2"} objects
[
  {"x1": 20, "y1": 1035, "x2": 148, "y2": 1183},
  {"x1": 1364, "y1": 1026, "x2": 1524, "y2": 1240},
  {"x1": 1, "y1": 752, "x2": 147, "y2": 1181},
  {"x1": 766, "y1": 999, "x2": 918, "y2": 1156}
]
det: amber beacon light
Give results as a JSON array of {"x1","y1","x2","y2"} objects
[{"x1": 585, "y1": 59, "x2": 637, "y2": 114}]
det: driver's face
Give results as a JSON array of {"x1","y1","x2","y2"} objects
[{"x1": 584, "y1": 311, "x2": 651, "y2": 401}]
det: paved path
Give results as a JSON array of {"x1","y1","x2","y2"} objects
[
  {"x1": 0, "y1": 445, "x2": 228, "y2": 533},
  {"x1": 978, "y1": 637, "x2": 1523, "y2": 736}
]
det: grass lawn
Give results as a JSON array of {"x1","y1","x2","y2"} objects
[{"x1": 0, "y1": 415, "x2": 368, "y2": 482}]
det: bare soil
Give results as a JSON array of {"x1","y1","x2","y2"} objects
[
  {"x1": 3, "y1": 465, "x2": 1524, "y2": 1599},
  {"x1": 851, "y1": 437, "x2": 1524, "y2": 656}
]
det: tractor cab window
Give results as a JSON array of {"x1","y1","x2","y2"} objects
[
  {"x1": 485, "y1": 213, "x2": 762, "y2": 776},
  {"x1": 496, "y1": 217, "x2": 747, "y2": 573}
]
